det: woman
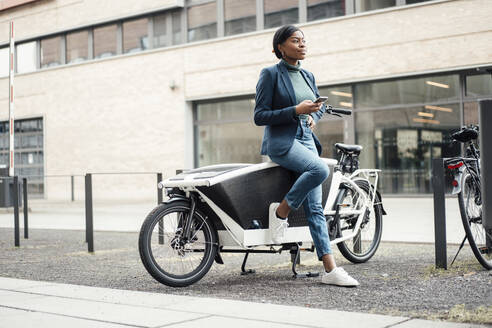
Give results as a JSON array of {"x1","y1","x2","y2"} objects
[{"x1": 254, "y1": 25, "x2": 359, "y2": 287}]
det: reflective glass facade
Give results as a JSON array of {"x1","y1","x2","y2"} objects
[
  {"x1": 194, "y1": 72, "x2": 492, "y2": 194},
  {"x1": 0, "y1": 118, "x2": 44, "y2": 196}
]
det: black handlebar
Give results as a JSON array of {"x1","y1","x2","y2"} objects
[{"x1": 327, "y1": 105, "x2": 352, "y2": 116}]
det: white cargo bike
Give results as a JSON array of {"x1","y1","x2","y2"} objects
[{"x1": 139, "y1": 107, "x2": 387, "y2": 287}]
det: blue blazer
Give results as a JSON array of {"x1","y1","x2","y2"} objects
[{"x1": 254, "y1": 61, "x2": 326, "y2": 157}]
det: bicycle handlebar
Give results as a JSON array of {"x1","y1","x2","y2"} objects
[{"x1": 327, "y1": 105, "x2": 352, "y2": 116}]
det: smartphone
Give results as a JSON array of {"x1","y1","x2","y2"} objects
[{"x1": 314, "y1": 96, "x2": 328, "y2": 104}]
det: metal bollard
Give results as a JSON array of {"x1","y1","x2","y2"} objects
[
  {"x1": 479, "y1": 99, "x2": 492, "y2": 249},
  {"x1": 71, "y1": 175, "x2": 74, "y2": 202},
  {"x1": 85, "y1": 174, "x2": 94, "y2": 253},
  {"x1": 13, "y1": 176, "x2": 19, "y2": 247},
  {"x1": 157, "y1": 173, "x2": 164, "y2": 245},
  {"x1": 23, "y1": 178, "x2": 28, "y2": 239},
  {"x1": 432, "y1": 158, "x2": 447, "y2": 269},
  {"x1": 157, "y1": 173, "x2": 163, "y2": 204}
]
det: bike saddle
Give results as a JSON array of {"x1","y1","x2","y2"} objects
[
  {"x1": 452, "y1": 128, "x2": 478, "y2": 143},
  {"x1": 335, "y1": 143, "x2": 363, "y2": 155}
]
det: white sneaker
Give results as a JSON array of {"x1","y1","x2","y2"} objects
[
  {"x1": 321, "y1": 267, "x2": 359, "y2": 287},
  {"x1": 269, "y1": 203, "x2": 289, "y2": 244}
]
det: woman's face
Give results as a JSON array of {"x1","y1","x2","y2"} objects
[{"x1": 278, "y1": 30, "x2": 307, "y2": 61}]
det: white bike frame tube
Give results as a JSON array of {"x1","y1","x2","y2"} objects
[
  {"x1": 324, "y1": 171, "x2": 343, "y2": 214},
  {"x1": 324, "y1": 175, "x2": 371, "y2": 246},
  {"x1": 195, "y1": 189, "x2": 245, "y2": 246}
]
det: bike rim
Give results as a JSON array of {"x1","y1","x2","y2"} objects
[{"x1": 146, "y1": 207, "x2": 213, "y2": 279}]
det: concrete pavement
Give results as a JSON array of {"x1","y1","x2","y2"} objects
[{"x1": 0, "y1": 277, "x2": 486, "y2": 328}]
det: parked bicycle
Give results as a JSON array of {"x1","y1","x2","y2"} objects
[
  {"x1": 447, "y1": 125, "x2": 492, "y2": 270},
  {"x1": 138, "y1": 107, "x2": 387, "y2": 287}
]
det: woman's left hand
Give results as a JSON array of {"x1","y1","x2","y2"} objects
[{"x1": 307, "y1": 115, "x2": 315, "y2": 131}]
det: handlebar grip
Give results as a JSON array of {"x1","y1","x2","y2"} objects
[{"x1": 330, "y1": 107, "x2": 352, "y2": 116}]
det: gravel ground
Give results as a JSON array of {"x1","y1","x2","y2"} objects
[{"x1": 1, "y1": 228, "x2": 491, "y2": 324}]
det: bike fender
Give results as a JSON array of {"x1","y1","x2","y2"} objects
[
  {"x1": 352, "y1": 178, "x2": 387, "y2": 215},
  {"x1": 376, "y1": 189, "x2": 387, "y2": 215}
]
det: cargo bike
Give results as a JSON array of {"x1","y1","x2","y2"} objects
[{"x1": 139, "y1": 107, "x2": 387, "y2": 287}]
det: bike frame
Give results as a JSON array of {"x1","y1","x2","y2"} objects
[{"x1": 160, "y1": 160, "x2": 381, "y2": 249}]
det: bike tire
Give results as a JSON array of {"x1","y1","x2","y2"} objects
[
  {"x1": 458, "y1": 171, "x2": 492, "y2": 270},
  {"x1": 336, "y1": 180, "x2": 383, "y2": 263},
  {"x1": 138, "y1": 201, "x2": 218, "y2": 287}
]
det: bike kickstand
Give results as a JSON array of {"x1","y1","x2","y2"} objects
[
  {"x1": 292, "y1": 243, "x2": 319, "y2": 279},
  {"x1": 241, "y1": 251, "x2": 255, "y2": 275},
  {"x1": 450, "y1": 235, "x2": 468, "y2": 267}
]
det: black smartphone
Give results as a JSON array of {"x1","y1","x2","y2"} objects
[{"x1": 314, "y1": 96, "x2": 328, "y2": 104}]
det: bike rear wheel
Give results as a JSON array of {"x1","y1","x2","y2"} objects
[
  {"x1": 458, "y1": 171, "x2": 492, "y2": 270},
  {"x1": 138, "y1": 200, "x2": 218, "y2": 287},
  {"x1": 337, "y1": 180, "x2": 383, "y2": 263}
]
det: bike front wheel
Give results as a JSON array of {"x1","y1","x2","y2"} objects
[
  {"x1": 458, "y1": 171, "x2": 492, "y2": 270},
  {"x1": 336, "y1": 180, "x2": 383, "y2": 263},
  {"x1": 138, "y1": 200, "x2": 218, "y2": 287}
]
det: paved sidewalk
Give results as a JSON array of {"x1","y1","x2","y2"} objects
[{"x1": 0, "y1": 277, "x2": 486, "y2": 328}]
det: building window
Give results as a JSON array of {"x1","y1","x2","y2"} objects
[
  {"x1": 307, "y1": 0, "x2": 346, "y2": 22},
  {"x1": 224, "y1": 0, "x2": 256, "y2": 36},
  {"x1": 0, "y1": 118, "x2": 44, "y2": 197},
  {"x1": 463, "y1": 102, "x2": 478, "y2": 126},
  {"x1": 0, "y1": 47, "x2": 8, "y2": 77},
  {"x1": 195, "y1": 98, "x2": 262, "y2": 167},
  {"x1": 41, "y1": 36, "x2": 62, "y2": 68},
  {"x1": 463, "y1": 73, "x2": 492, "y2": 126},
  {"x1": 16, "y1": 41, "x2": 37, "y2": 73},
  {"x1": 172, "y1": 11, "x2": 182, "y2": 45},
  {"x1": 322, "y1": 85, "x2": 353, "y2": 109},
  {"x1": 316, "y1": 85, "x2": 352, "y2": 157},
  {"x1": 354, "y1": 74, "x2": 461, "y2": 194},
  {"x1": 123, "y1": 18, "x2": 149, "y2": 54},
  {"x1": 66, "y1": 30, "x2": 88, "y2": 64},
  {"x1": 355, "y1": 0, "x2": 395, "y2": 12},
  {"x1": 264, "y1": 0, "x2": 298, "y2": 29},
  {"x1": 93, "y1": 24, "x2": 117, "y2": 59},
  {"x1": 188, "y1": 2, "x2": 217, "y2": 42},
  {"x1": 154, "y1": 11, "x2": 182, "y2": 48},
  {"x1": 154, "y1": 13, "x2": 168, "y2": 48},
  {"x1": 466, "y1": 73, "x2": 492, "y2": 98},
  {"x1": 355, "y1": 75, "x2": 460, "y2": 109}
]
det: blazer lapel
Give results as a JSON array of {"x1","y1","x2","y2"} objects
[
  {"x1": 300, "y1": 69, "x2": 316, "y2": 95},
  {"x1": 278, "y1": 62, "x2": 297, "y2": 106}
]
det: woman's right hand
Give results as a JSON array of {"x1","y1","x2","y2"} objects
[{"x1": 295, "y1": 100, "x2": 322, "y2": 115}]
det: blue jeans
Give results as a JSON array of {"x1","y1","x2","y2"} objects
[{"x1": 269, "y1": 119, "x2": 332, "y2": 259}]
